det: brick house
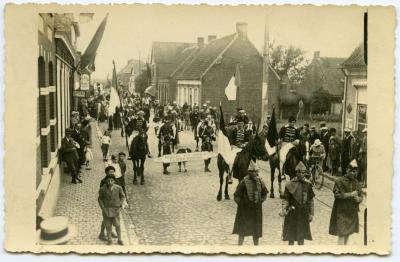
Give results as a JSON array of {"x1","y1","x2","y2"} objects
[
  {"x1": 117, "y1": 59, "x2": 142, "y2": 93},
  {"x1": 341, "y1": 43, "x2": 367, "y2": 134},
  {"x1": 37, "y1": 13, "x2": 80, "y2": 219},
  {"x1": 295, "y1": 51, "x2": 346, "y2": 116},
  {"x1": 174, "y1": 22, "x2": 271, "y2": 122},
  {"x1": 150, "y1": 41, "x2": 196, "y2": 104}
]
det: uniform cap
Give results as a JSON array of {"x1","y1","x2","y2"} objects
[
  {"x1": 295, "y1": 161, "x2": 307, "y2": 172},
  {"x1": 248, "y1": 161, "x2": 259, "y2": 172}
]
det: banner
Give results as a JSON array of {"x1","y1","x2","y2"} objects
[{"x1": 153, "y1": 152, "x2": 218, "y2": 164}]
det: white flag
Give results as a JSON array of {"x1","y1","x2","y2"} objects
[
  {"x1": 225, "y1": 76, "x2": 237, "y2": 101},
  {"x1": 109, "y1": 86, "x2": 119, "y2": 115}
]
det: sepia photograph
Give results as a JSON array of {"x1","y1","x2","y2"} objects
[{"x1": 3, "y1": 3, "x2": 395, "y2": 255}]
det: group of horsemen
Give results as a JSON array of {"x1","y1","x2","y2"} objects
[{"x1": 119, "y1": 96, "x2": 326, "y2": 177}]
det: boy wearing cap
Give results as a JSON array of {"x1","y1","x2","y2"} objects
[
  {"x1": 329, "y1": 160, "x2": 363, "y2": 245},
  {"x1": 98, "y1": 168, "x2": 128, "y2": 245},
  {"x1": 233, "y1": 161, "x2": 268, "y2": 245},
  {"x1": 280, "y1": 161, "x2": 315, "y2": 245}
]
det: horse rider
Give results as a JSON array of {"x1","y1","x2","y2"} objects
[
  {"x1": 133, "y1": 110, "x2": 152, "y2": 158},
  {"x1": 199, "y1": 117, "x2": 216, "y2": 172},
  {"x1": 279, "y1": 116, "x2": 300, "y2": 145},
  {"x1": 231, "y1": 120, "x2": 251, "y2": 148},
  {"x1": 158, "y1": 116, "x2": 175, "y2": 174},
  {"x1": 233, "y1": 108, "x2": 249, "y2": 124}
]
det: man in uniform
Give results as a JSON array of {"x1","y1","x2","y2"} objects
[
  {"x1": 234, "y1": 108, "x2": 249, "y2": 124},
  {"x1": 200, "y1": 118, "x2": 216, "y2": 172},
  {"x1": 232, "y1": 121, "x2": 251, "y2": 148},
  {"x1": 190, "y1": 107, "x2": 201, "y2": 151},
  {"x1": 158, "y1": 116, "x2": 175, "y2": 174},
  {"x1": 279, "y1": 116, "x2": 300, "y2": 144}
]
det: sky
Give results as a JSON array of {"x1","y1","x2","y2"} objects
[{"x1": 75, "y1": 5, "x2": 365, "y2": 79}]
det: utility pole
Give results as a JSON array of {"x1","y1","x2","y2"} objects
[{"x1": 261, "y1": 14, "x2": 270, "y2": 125}]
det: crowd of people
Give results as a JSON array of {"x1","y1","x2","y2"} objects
[
  {"x1": 275, "y1": 116, "x2": 367, "y2": 187},
  {"x1": 58, "y1": 87, "x2": 366, "y2": 246}
]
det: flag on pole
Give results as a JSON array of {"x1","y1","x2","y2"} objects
[
  {"x1": 225, "y1": 64, "x2": 240, "y2": 101},
  {"x1": 265, "y1": 107, "x2": 278, "y2": 155},
  {"x1": 79, "y1": 14, "x2": 108, "y2": 74},
  {"x1": 109, "y1": 61, "x2": 120, "y2": 115},
  {"x1": 217, "y1": 105, "x2": 237, "y2": 169}
]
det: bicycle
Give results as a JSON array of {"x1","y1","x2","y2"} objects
[{"x1": 308, "y1": 156, "x2": 324, "y2": 189}]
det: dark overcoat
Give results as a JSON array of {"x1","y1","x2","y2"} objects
[
  {"x1": 329, "y1": 176, "x2": 362, "y2": 236},
  {"x1": 233, "y1": 176, "x2": 268, "y2": 237},
  {"x1": 282, "y1": 180, "x2": 315, "y2": 242}
]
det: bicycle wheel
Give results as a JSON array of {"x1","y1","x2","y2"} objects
[{"x1": 313, "y1": 166, "x2": 324, "y2": 190}]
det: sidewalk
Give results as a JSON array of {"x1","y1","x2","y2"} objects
[{"x1": 54, "y1": 121, "x2": 131, "y2": 245}]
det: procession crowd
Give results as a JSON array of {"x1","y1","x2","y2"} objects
[{"x1": 56, "y1": 88, "x2": 365, "y2": 247}]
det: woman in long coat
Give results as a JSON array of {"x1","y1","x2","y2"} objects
[
  {"x1": 329, "y1": 159, "x2": 363, "y2": 245},
  {"x1": 233, "y1": 161, "x2": 268, "y2": 245}
]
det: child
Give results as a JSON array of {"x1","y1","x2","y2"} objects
[
  {"x1": 176, "y1": 147, "x2": 192, "y2": 173},
  {"x1": 84, "y1": 146, "x2": 93, "y2": 170},
  {"x1": 109, "y1": 155, "x2": 125, "y2": 197},
  {"x1": 101, "y1": 130, "x2": 111, "y2": 161}
]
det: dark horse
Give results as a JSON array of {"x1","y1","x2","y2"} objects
[
  {"x1": 129, "y1": 130, "x2": 148, "y2": 185},
  {"x1": 217, "y1": 129, "x2": 269, "y2": 201},
  {"x1": 268, "y1": 143, "x2": 302, "y2": 198}
]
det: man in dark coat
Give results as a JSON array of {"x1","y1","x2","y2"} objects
[
  {"x1": 200, "y1": 120, "x2": 215, "y2": 172},
  {"x1": 61, "y1": 128, "x2": 81, "y2": 184},
  {"x1": 329, "y1": 160, "x2": 363, "y2": 245},
  {"x1": 341, "y1": 128, "x2": 355, "y2": 176},
  {"x1": 233, "y1": 161, "x2": 268, "y2": 245},
  {"x1": 280, "y1": 161, "x2": 315, "y2": 245}
]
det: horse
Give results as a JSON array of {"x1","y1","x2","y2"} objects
[
  {"x1": 217, "y1": 128, "x2": 269, "y2": 201},
  {"x1": 268, "y1": 142, "x2": 303, "y2": 198},
  {"x1": 129, "y1": 130, "x2": 148, "y2": 185}
]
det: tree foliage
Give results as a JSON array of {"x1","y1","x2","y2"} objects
[
  {"x1": 269, "y1": 43, "x2": 308, "y2": 84},
  {"x1": 310, "y1": 89, "x2": 332, "y2": 114}
]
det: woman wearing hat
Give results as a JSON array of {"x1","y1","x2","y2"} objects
[
  {"x1": 233, "y1": 161, "x2": 268, "y2": 245},
  {"x1": 280, "y1": 161, "x2": 315, "y2": 245},
  {"x1": 329, "y1": 160, "x2": 363, "y2": 245}
]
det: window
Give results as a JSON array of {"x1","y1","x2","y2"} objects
[
  {"x1": 38, "y1": 15, "x2": 45, "y2": 33},
  {"x1": 48, "y1": 61, "x2": 54, "y2": 86},
  {"x1": 38, "y1": 57, "x2": 46, "y2": 87}
]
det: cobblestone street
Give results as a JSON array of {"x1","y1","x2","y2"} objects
[{"x1": 99, "y1": 118, "x2": 366, "y2": 246}]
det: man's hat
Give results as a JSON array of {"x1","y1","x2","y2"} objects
[
  {"x1": 239, "y1": 109, "x2": 245, "y2": 113},
  {"x1": 137, "y1": 110, "x2": 144, "y2": 115},
  {"x1": 320, "y1": 121, "x2": 326, "y2": 127},
  {"x1": 313, "y1": 139, "x2": 322, "y2": 146},
  {"x1": 118, "y1": 152, "x2": 126, "y2": 156},
  {"x1": 37, "y1": 216, "x2": 77, "y2": 245},
  {"x1": 304, "y1": 123, "x2": 310, "y2": 127},
  {"x1": 237, "y1": 107, "x2": 243, "y2": 111},
  {"x1": 248, "y1": 161, "x2": 259, "y2": 172},
  {"x1": 344, "y1": 128, "x2": 351, "y2": 133},
  {"x1": 105, "y1": 165, "x2": 116, "y2": 174},
  {"x1": 321, "y1": 126, "x2": 329, "y2": 131},
  {"x1": 111, "y1": 155, "x2": 118, "y2": 160},
  {"x1": 295, "y1": 161, "x2": 307, "y2": 172},
  {"x1": 65, "y1": 128, "x2": 74, "y2": 135},
  {"x1": 310, "y1": 125, "x2": 316, "y2": 130},
  {"x1": 288, "y1": 116, "x2": 296, "y2": 122},
  {"x1": 348, "y1": 159, "x2": 358, "y2": 169}
]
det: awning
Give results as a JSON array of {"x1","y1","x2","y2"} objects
[{"x1": 144, "y1": 85, "x2": 156, "y2": 97}]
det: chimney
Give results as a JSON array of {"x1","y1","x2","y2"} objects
[
  {"x1": 207, "y1": 35, "x2": 217, "y2": 43},
  {"x1": 197, "y1": 37, "x2": 205, "y2": 48},
  {"x1": 236, "y1": 22, "x2": 248, "y2": 39},
  {"x1": 314, "y1": 51, "x2": 320, "y2": 59}
]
